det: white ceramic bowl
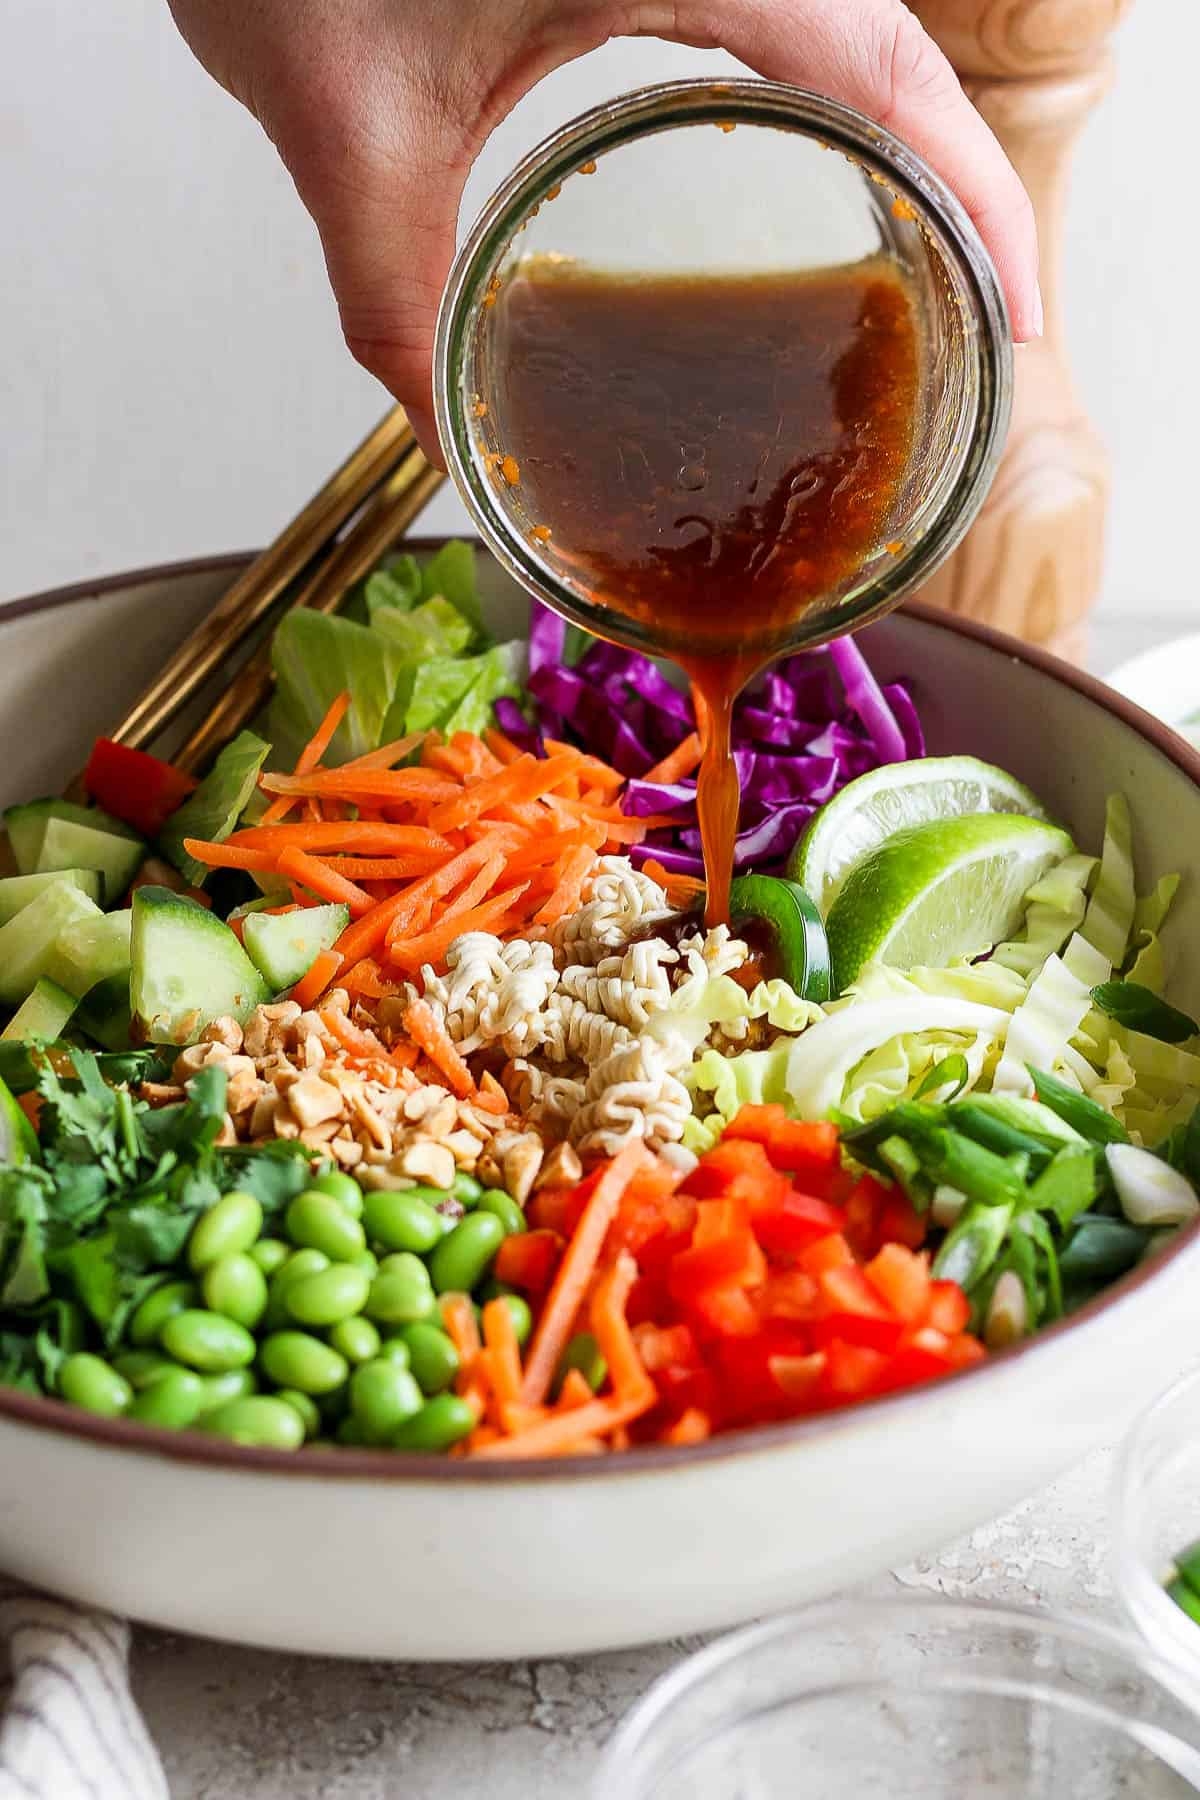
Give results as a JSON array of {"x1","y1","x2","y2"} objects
[{"x1": 3, "y1": 547, "x2": 1200, "y2": 1662}]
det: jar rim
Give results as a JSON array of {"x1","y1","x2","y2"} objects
[{"x1": 434, "y1": 77, "x2": 1013, "y2": 656}]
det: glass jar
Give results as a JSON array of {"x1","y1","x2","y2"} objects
[
  {"x1": 592, "y1": 1597, "x2": 1200, "y2": 1798},
  {"x1": 434, "y1": 78, "x2": 1013, "y2": 663},
  {"x1": 1112, "y1": 1364, "x2": 1200, "y2": 1689}
]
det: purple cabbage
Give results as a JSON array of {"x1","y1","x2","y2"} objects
[{"x1": 518, "y1": 601, "x2": 921, "y2": 876}]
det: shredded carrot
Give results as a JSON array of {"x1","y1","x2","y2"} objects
[
  {"x1": 260, "y1": 768, "x2": 458, "y2": 804},
  {"x1": 181, "y1": 839, "x2": 277, "y2": 873},
  {"x1": 275, "y1": 846, "x2": 373, "y2": 916},
  {"x1": 428, "y1": 754, "x2": 578, "y2": 833},
  {"x1": 533, "y1": 844, "x2": 598, "y2": 927},
  {"x1": 589, "y1": 1252, "x2": 656, "y2": 1404},
  {"x1": 663, "y1": 1408, "x2": 711, "y2": 1445},
  {"x1": 482, "y1": 727, "x2": 524, "y2": 766},
  {"x1": 318, "y1": 1005, "x2": 389, "y2": 1063},
  {"x1": 519, "y1": 1142, "x2": 646, "y2": 1407},
  {"x1": 470, "y1": 1391, "x2": 654, "y2": 1460},
  {"x1": 336, "y1": 731, "x2": 425, "y2": 772},
  {"x1": 642, "y1": 731, "x2": 702, "y2": 787},
  {"x1": 387, "y1": 883, "x2": 531, "y2": 973},
  {"x1": 557, "y1": 1368, "x2": 595, "y2": 1410},
  {"x1": 640, "y1": 858, "x2": 707, "y2": 906},
  {"x1": 403, "y1": 997, "x2": 476, "y2": 1098},
  {"x1": 227, "y1": 823, "x2": 456, "y2": 855},
  {"x1": 291, "y1": 948, "x2": 342, "y2": 1009},
  {"x1": 481, "y1": 1299, "x2": 524, "y2": 1411}
]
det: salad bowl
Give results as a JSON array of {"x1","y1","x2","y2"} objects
[{"x1": 1, "y1": 545, "x2": 1199, "y2": 1661}]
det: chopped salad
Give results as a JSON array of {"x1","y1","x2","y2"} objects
[{"x1": 0, "y1": 542, "x2": 1197, "y2": 1458}]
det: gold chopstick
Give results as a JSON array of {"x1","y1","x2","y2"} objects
[
  {"x1": 172, "y1": 448, "x2": 445, "y2": 775},
  {"x1": 106, "y1": 407, "x2": 415, "y2": 754}
]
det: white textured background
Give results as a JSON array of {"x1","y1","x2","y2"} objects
[{"x1": 1, "y1": 4, "x2": 1195, "y2": 623}]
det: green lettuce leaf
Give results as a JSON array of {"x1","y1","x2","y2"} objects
[
  {"x1": 158, "y1": 730, "x2": 270, "y2": 887},
  {"x1": 364, "y1": 556, "x2": 422, "y2": 619},
  {"x1": 383, "y1": 642, "x2": 523, "y2": 741},
  {"x1": 371, "y1": 596, "x2": 474, "y2": 661},
  {"x1": 418, "y1": 540, "x2": 485, "y2": 637},
  {"x1": 269, "y1": 612, "x2": 411, "y2": 766}
]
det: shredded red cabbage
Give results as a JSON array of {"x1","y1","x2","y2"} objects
[{"x1": 514, "y1": 604, "x2": 923, "y2": 875}]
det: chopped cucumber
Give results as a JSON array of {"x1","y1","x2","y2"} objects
[
  {"x1": 75, "y1": 972, "x2": 134, "y2": 1052},
  {"x1": 4, "y1": 798, "x2": 138, "y2": 877},
  {"x1": 130, "y1": 886, "x2": 270, "y2": 1044},
  {"x1": 0, "y1": 1074, "x2": 38, "y2": 1165},
  {"x1": 243, "y1": 903, "x2": 349, "y2": 992},
  {"x1": 36, "y1": 817, "x2": 145, "y2": 905},
  {"x1": 0, "y1": 885, "x2": 102, "y2": 1006},
  {"x1": 45, "y1": 910, "x2": 132, "y2": 999},
  {"x1": 0, "y1": 869, "x2": 102, "y2": 926},
  {"x1": 157, "y1": 730, "x2": 270, "y2": 887},
  {"x1": 2, "y1": 977, "x2": 78, "y2": 1044}
]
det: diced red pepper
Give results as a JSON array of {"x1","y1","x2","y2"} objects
[
  {"x1": 768, "y1": 1351, "x2": 826, "y2": 1404},
  {"x1": 682, "y1": 1136, "x2": 777, "y2": 1199},
  {"x1": 668, "y1": 1200, "x2": 766, "y2": 1300},
  {"x1": 686, "y1": 1284, "x2": 760, "y2": 1338},
  {"x1": 750, "y1": 1190, "x2": 847, "y2": 1256},
  {"x1": 925, "y1": 1280, "x2": 971, "y2": 1337},
  {"x1": 83, "y1": 738, "x2": 198, "y2": 837},
  {"x1": 719, "y1": 1103, "x2": 788, "y2": 1146},
  {"x1": 634, "y1": 1322, "x2": 699, "y2": 1374},
  {"x1": 878, "y1": 1190, "x2": 928, "y2": 1251},
  {"x1": 798, "y1": 1233, "x2": 856, "y2": 1277},
  {"x1": 842, "y1": 1173, "x2": 889, "y2": 1258},
  {"x1": 493, "y1": 1229, "x2": 562, "y2": 1296},
  {"x1": 820, "y1": 1338, "x2": 891, "y2": 1400},
  {"x1": 863, "y1": 1244, "x2": 931, "y2": 1325},
  {"x1": 757, "y1": 1269, "x2": 820, "y2": 1322}
]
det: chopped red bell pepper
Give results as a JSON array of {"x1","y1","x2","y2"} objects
[
  {"x1": 493, "y1": 1228, "x2": 562, "y2": 1296},
  {"x1": 862, "y1": 1243, "x2": 931, "y2": 1325},
  {"x1": 83, "y1": 738, "x2": 198, "y2": 837},
  {"x1": 750, "y1": 1190, "x2": 847, "y2": 1256}
]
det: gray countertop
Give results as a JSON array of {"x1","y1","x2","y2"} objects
[{"x1": 120, "y1": 615, "x2": 1189, "y2": 1797}]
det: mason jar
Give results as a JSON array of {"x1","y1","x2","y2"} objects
[{"x1": 434, "y1": 77, "x2": 1013, "y2": 664}]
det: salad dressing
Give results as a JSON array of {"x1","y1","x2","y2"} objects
[{"x1": 492, "y1": 258, "x2": 921, "y2": 922}]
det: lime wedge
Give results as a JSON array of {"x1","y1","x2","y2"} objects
[
  {"x1": 825, "y1": 813, "x2": 1073, "y2": 990},
  {"x1": 790, "y1": 756, "x2": 1047, "y2": 919}
]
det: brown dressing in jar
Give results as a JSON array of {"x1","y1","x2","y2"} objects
[{"x1": 492, "y1": 258, "x2": 921, "y2": 922}]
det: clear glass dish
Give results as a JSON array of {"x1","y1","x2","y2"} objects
[
  {"x1": 434, "y1": 78, "x2": 1013, "y2": 665},
  {"x1": 592, "y1": 1596, "x2": 1200, "y2": 1797},
  {"x1": 1113, "y1": 1363, "x2": 1200, "y2": 1685}
]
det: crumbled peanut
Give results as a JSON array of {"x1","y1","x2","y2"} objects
[
  {"x1": 501, "y1": 1136, "x2": 544, "y2": 1207},
  {"x1": 226, "y1": 1068, "x2": 266, "y2": 1114},
  {"x1": 535, "y1": 1141, "x2": 583, "y2": 1190},
  {"x1": 444, "y1": 1129, "x2": 485, "y2": 1167},
  {"x1": 200, "y1": 1016, "x2": 244, "y2": 1053},
  {"x1": 330, "y1": 1135, "x2": 364, "y2": 1168},
  {"x1": 395, "y1": 1139, "x2": 456, "y2": 1189},
  {"x1": 423, "y1": 1097, "x2": 458, "y2": 1139},
  {"x1": 299, "y1": 1121, "x2": 341, "y2": 1149},
  {"x1": 138, "y1": 1081, "x2": 185, "y2": 1106},
  {"x1": 215, "y1": 1113, "x2": 239, "y2": 1147},
  {"x1": 286, "y1": 1074, "x2": 345, "y2": 1130}
]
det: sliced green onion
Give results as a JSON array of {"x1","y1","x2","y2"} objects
[
  {"x1": 933, "y1": 1201, "x2": 1013, "y2": 1293},
  {"x1": 1027, "y1": 1145, "x2": 1103, "y2": 1231},
  {"x1": 1105, "y1": 1144, "x2": 1200, "y2": 1227},
  {"x1": 1058, "y1": 1214, "x2": 1149, "y2": 1292},
  {"x1": 1166, "y1": 1577, "x2": 1200, "y2": 1628},
  {"x1": 951, "y1": 1102, "x2": 1055, "y2": 1174},
  {"x1": 1091, "y1": 981, "x2": 1199, "y2": 1046},
  {"x1": 928, "y1": 1130, "x2": 1028, "y2": 1208},
  {"x1": 1028, "y1": 1067, "x2": 1129, "y2": 1146},
  {"x1": 984, "y1": 1269, "x2": 1028, "y2": 1348},
  {"x1": 913, "y1": 1054, "x2": 971, "y2": 1103}
]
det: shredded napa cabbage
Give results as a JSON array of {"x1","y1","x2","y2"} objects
[
  {"x1": 1125, "y1": 873, "x2": 1181, "y2": 992},
  {"x1": 992, "y1": 852, "x2": 1097, "y2": 978},
  {"x1": 1080, "y1": 794, "x2": 1136, "y2": 968}
]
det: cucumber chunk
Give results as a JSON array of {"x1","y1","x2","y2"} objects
[
  {"x1": 36, "y1": 817, "x2": 145, "y2": 905},
  {"x1": 4, "y1": 798, "x2": 138, "y2": 877},
  {"x1": 243, "y1": 903, "x2": 349, "y2": 992},
  {"x1": 2, "y1": 978, "x2": 78, "y2": 1044},
  {"x1": 130, "y1": 886, "x2": 270, "y2": 1044},
  {"x1": 75, "y1": 972, "x2": 134, "y2": 1052},
  {"x1": 0, "y1": 885, "x2": 102, "y2": 1006},
  {"x1": 45, "y1": 910, "x2": 133, "y2": 999},
  {"x1": 0, "y1": 1074, "x2": 38, "y2": 1165},
  {"x1": 0, "y1": 869, "x2": 102, "y2": 926}
]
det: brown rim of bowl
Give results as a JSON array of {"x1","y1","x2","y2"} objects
[{"x1": 3, "y1": 547, "x2": 1199, "y2": 1484}]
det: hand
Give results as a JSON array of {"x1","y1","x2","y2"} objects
[{"x1": 168, "y1": 0, "x2": 1041, "y2": 461}]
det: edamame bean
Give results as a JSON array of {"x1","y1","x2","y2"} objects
[
  {"x1": 376, "y1": 1337, "x2": 412, "y2": 1369},
  {"x1": 328, "y1": 1317, "x2": 381, "y2": 1364},
  {"x1": 336, "y1": 1417, "x2": 367, "y2": 1446},
  {"x1": 396, "y1": 1322, "x2": 459, "y2": 1396},
  {"x1": 349, "y1": 1360, "x2": 424, "y2": 1444},
  {"x1": 310, "y1": 1169, "x2": 364, "y2": 1218},
  {"x1": 260, "y1": 1331, "x2": 349, "y2": 1395},
  {"x1": 161, "y1": 1309, "x2": 257, "y2": 1373},
  {"x1": 451, "y1": 1172, "x2": 483, "y2": 1207},
  {"x1": 553, "y1": 1331, "x2": 607, "y2": 1397},
  {"x1": 113, "y1": 1350, "x2": 176, "y2": 1389},
  {"x1": 195, "y1": 1368, "x2": 258, "y2": 1413},
  {"x1": 128, "y1": 1368, "x2": 205, "y2": 1431},
  {"x1": 428, "y1": 1212, "x2": 505, "y2": 1295},
  {"x1": 365, "y1": 1252, "x2": 436, "y2": 1326},
  {"x1": 476, "y1": 1190, "x2": 526, "y2": 1237},
  {"x1": 363, "y1": 1189, "x2": 443, "y2": 1255},
  {"x1": 59, "y1": 1354, "x2": 132, "y2": 1418},
  {"x1": 284, "y1": 1191, "x2": 366, "y2": 1262},
  {"x1": 188, "y1": 1189, "x2": 264, "y2": 1272},
  {"x1": 202, "y1": 1253, "x2": 269, "y2": 1329},
  {"x1": 349, "y1": 1249, "x2": 379, "y2": 1279},
  {"x1": 263, "y1": 1248, "x2": 331, "y2": 1329},
  {"x1": 201, "y1": 1396, "x2": 305, "y2": 1451},
  {"x1": 129, "y1": 1279, "x2": 198, "y2": 1348},
  {"x1": 499, "y1": 1292, "x2": 532, "y2": 1348},
  {"x1": 249, "y1": 1237, "x2": 290, "y2": 1276},
  {"x1": 284, "y1": 1264, "x2": 370, "y2": 1329},
  {"x1": 390, "y1": 1395, "x2": 476, "y2": 1453},
  {"x1": 273, "y1": 1388, "x2": 321, "y2": 1438}
]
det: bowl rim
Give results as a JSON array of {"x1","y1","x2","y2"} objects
[{"x1": 4, "y1": 547, "x2": 1200, "y2": 1485}]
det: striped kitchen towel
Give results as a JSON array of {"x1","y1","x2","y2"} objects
[{"x1": 0, "y1": 1581, "x2": 167, "y2": 1799}]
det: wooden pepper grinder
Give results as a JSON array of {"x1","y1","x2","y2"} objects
[{"x1": 908, "y1": 0, "x2": 1132, "y2": 663}]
